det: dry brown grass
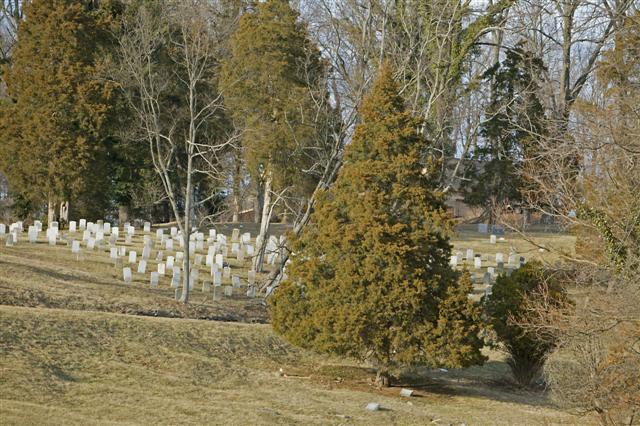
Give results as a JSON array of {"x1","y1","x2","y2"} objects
[
  {"x1": 0, "y1": 305, "x2": 593, "y2": 425},
  {"x1": 0, "y1": 227, "x2": 589, "y2": 425}
]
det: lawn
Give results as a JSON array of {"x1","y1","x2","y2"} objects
[{"x1": 0, "y1": 225, "x2": 587, "y2": 425}]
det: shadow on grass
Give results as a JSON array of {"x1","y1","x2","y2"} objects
[{"x1": 393, "y1": 360, "x2": 550, "y2": 408}]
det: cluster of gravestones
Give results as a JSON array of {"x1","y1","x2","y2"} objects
[
  {"x1": 449, "y1": 229, "x2": 526, "y2": 299},
  {"x1": 1, "y1": 219, "x2": 288, "y2": 301}
]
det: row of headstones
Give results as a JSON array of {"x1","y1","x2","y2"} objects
[
  {"x1": 450, "y1": 249, "x2": 524, "y2": 269},
  {"x1": 120, "y1": 260, "x2": 259, "y2": 299}
]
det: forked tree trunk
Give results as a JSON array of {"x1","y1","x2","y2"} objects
[
  {"x1": 253, "y1": 171, "x2": 272, "y2": 272},
  {"x1": 59, "y1": 201, "x2": 69, "y2": 228}
]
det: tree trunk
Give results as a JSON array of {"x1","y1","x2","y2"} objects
[
  {"x1": 254, "y1": 180, "x2": 263, "y2": 224},
  {"x1": 180, "y1": 147, "x2": 193, "y2": 304},
  {"x1": 119, "y1": 204, "x2": 130, "y2": 225},
  {"x1": 59, "y1": 201, "x2": 69, "y2": 229},
  {"x1": 47, "y1": 197, "x2": 56, "y2": 225},
  {"x1": 375, "y1": 369, "x2": 391, "y2": 388},
  {"x1": 253, "y1": 171, "x2": 272, "y2": 272},
  {"x1": 232, "y1": 152, "x2": 241, "y2": 223}
]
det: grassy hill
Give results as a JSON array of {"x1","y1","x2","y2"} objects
[{"x1": 0, "y1": 228, "x2": 588, "y2": 425}]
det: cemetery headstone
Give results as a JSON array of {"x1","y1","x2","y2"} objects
[
  {"x1": 128, "y1": 251, "x2": 137, "y2": 264},
  {"x1": 474, "y1": 256, "x2": 482, "y2": 269},
  {"x1": 150, "y1": 272, "x2": 159, "y2": 287},
  {"x1": 123, "y1": 267, "x2": 132, "y2": 283},
  {"x1": 158, "y1": 263, "x2": 166, "y2": 276},
  {"x1": 223, "y1": 286, "x2": 233, "y2": 297},
  {"x1": 466, "y1": 249, "x2": 474, "y2": 261},
  {"x1": 232, "y1": 275, "x2": 241, "y2": 288},
  {"x1": 137, "y1": 260, "x2": 147, "y2": 274},
  {"x1": 490, "y1": 234, "x2": 497, "y2": 244}
]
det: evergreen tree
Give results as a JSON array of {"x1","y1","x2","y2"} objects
[
  {"x1": 0, "y1": 0, "x2": 117, "y2": 224},
  {"x1": 270, "y1": 64, "x2": 485, "y2": 386},
  {"x1": 465, "y1": 45, "x2": 546, "y2": 223},
  {"x1": 221, "y1": 0, "x2": 327, "y2": 271}
]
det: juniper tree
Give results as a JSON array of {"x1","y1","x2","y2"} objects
[
  {"x1": 270, "y1": 64, "x2": 485, "y2": 386},
  {"x1": 221, "y1": 0, "x2": 327, "y2": 272},
  {"x1": 0, "y1": 0, "x2": 117, "y2": 224}
]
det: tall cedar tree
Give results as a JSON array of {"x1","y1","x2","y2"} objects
[
  {"x1": 464, "y1": 45, "x2": 546, "y2": 224},
  {"x1": 270, "y1": 64, "x2": 485, "y2": 386},
  {"x1": 0, "y1": 0, "x2": 115, "y2": 223},
  {"x1": 221, "y1": 0, "x2": 325, "y2": 270}
]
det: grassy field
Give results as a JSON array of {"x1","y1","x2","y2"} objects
[{"x1": 0, "y1": 225, "x2": 587, "y2": 425}]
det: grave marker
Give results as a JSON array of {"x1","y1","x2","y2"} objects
[
  {"x1": 128, "y1": 251, "x2": 137, "y2": 263},
  {"x1": 157, "y1": 263, "x2": 166, "y2": 276},
  {"x1": 150, "y1": 272, "x2": 159, "y2": 287},
  {"x1": 123, "y1": 267, "x2": 132, "y2": 283},
  {"x1": 137, "y1": 260, "x2": 147, "y2": 274}
]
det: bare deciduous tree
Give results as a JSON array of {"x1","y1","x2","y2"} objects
[{"x1": 115, "y1": 0, "x2": 236, "y2": 304}]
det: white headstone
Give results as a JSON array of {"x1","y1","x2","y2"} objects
[
  {"x1": 170, "y1": 227, "x2": 177, "y2": 237},
  {"x1": 176, "y1": 251, "x2": 184, "y2": 262},
  {"x1": 110, "y1": 247, "x2": 118, "y2": 259},
  {"x1": 165, "y1": 239, "x2": 174, "y2": 251},
  {"x1": 150, "y1": 272, "x2": 159, "y2": 287},
  {"x1": 123, "y1": 267, "x2": 132, "y2": 283},
  {"x1": 213, "y1": 271, "x2": 222, "y2": 286},
  {"x1": 0, "y1": 224, "x2": 5, "y2": 235},
  {"x1": 490, "y1": 234, "x2": 497, "y2": 244},
  {"x1": 118, "y1": 246, "x2": 127, "y2": 256},
  {"x1": 496, "y1": 252, "x2": 504, "y2": 263},
  {"x1": 144, "y1": 222, "x2": 151, "y2": 233},
  {"x1": 171, "y1": 269, "x2": 181, "y2": 288},
  {"x1": 215, "y1": 254, "x2": 224, "y2": 269},
  {"x1": 128, "y1": 251, "x2": 137, "y2": 264},
  {"x1": 157, "y1": 263, "x2": 166, "y2": 276},
  {"x1": 103, "y1": 222, "x2": 111, "y2": 235},
  {"x1": 466, "y1": 249, "x2": 474, "y2": 261},
  {"x1": 449, "y1": 255, "x2": 458, "y2": 267},
  {"x1": 5, "y1": 233, "x2": 14, "y2": 247},
  {"x1": 166, "y1": 256, "x2": 175, "y2": 269},
  {"x1": 246, "y1": 286, "x2": 256, "y2": 298},
  {"x1": 223, "y1": 266, "x2": 231, "y2": 279},
  {"x1": 71, "y1": 240, "x2": 81, "y2": 254},
  {"x1": 137, "y1": 260, "x2": 147, "y2": 274},
  {"x1": 69, "y1": 221, "x2": 77, "y2": 232},
  {"x1": 232, "y1": 275, "x2": 241, "y2": 288},
  {"x1": 474, "y1": 256, "x2": 482, "y2": 269}
]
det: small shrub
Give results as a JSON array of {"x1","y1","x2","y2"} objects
[{"x1": 486, "y1": 261, "x2": 566, "y2": 387}]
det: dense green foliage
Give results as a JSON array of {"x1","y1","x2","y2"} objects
[
  {"x1": 486, "y1": 261, "x2": 566, "y2": 386},
  {"x1": 270, "y1": 65, "x2": 485, "y2": 384},
  {"x1": 464, "y1": 45, "x2": 546, "y2": 222},
  {"x1": 220, "y1": 0, "x2": 328, "y2": 195},
  {"x1": 0, "y1": 0, "x2": 119, "y2": 220}
]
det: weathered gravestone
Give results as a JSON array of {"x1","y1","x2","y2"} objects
[
  {"x1": 123, "y1": 267, "x2": 132, "y2": 284},
  {"x1": 128, "y1": 251, "x2": 137, "y2": 264},
  {"x1": 474, "y1": 256, "x2": 482, "y2": 269},
  {"x1": 157, "y1": 263, "x2": 166, "y2": 276},
  {"x1": 137, "y1": 260, "x2": 147, "y2": 274},
  {"x1": 150, "y1": 272, "x2": 159, "y2": 288},
  {"x1": 69, "y1": 221, "x2": 77, "y2": 232},
  {"x1": 466, "y1": 248, "x2": 474, "y2": 261}
]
